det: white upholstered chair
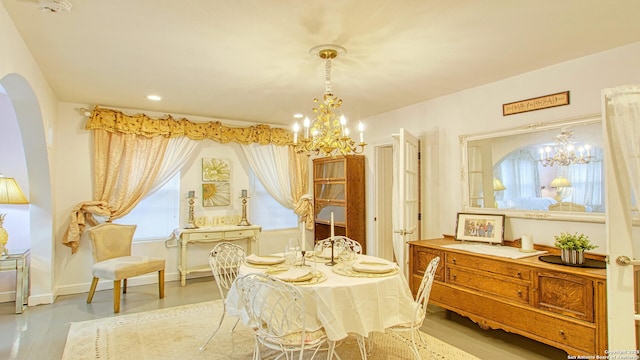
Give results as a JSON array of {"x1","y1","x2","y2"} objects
[
  {"x1": 237, "y1": 273, "x2": 337, "y2": 360},
  {"x1": 86, "y1": 223, "x2": 165, "y2": 313},
  {"x1": 387, "y1": 256, "x2": 440, "y2": 360},
  {"x1": 199, "y1": 242, "x2": 246, "y2": 351}
]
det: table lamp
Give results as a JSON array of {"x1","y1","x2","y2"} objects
[
  {"x1": 493, "y1": 178, "x2": 506, "y2": 208},
  {"x1": 0, "y1": 176, "x2": 29, "y2": 257},
  {"x1": 550, "y1": 176, "x2": 572, "y2": 202}
]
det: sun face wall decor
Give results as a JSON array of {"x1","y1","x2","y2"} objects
[
  {"x1": 202, "y1": 158, "x2": 231, "y2": 207},
  {"x1": 202, "y1": 182, "x2": 231, "y2": 207}
]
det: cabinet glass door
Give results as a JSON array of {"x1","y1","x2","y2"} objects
[
  {"x1": 315, "y1": 183, "x2": 345, "y2": 200},
  {"x1": 315, "y1": 161, "x2": 345, "y2": 179}
]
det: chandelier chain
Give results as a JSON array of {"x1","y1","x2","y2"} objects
[{"x1": 325, "y1": 58, "x2": 332, "y2": 94}]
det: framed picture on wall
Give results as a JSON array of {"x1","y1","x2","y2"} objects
[
  {"x1": 455, "y1": 212, "x2": 505, "y2": 244},
  {"x1": 202, "y1": 158, "x2": 231, "y2": 182},
  {"x1": 202, "y1": 182, "x2": 231, "y2": 207}
]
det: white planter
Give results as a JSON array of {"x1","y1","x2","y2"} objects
[{"x1": 561, "y1": 249, "x2": 585, "y2": 265}]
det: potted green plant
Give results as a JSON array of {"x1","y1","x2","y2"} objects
[{"x1": 554, "y1": 232, "x2": 597, "y2": 265}]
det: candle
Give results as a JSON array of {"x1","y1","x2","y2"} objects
[
  {"x1": 358, "y1": 122, "x2": 364, "y2": 143},
  {"x1": 241, "y1": 189, "x2": 247, "y2": 198},
  {"x1": 301, "y1": 221, "x2": 306, "y2": 251},
  {"x1": 330, "y1": 212, "x2": 335, "y2": 239},
  {"x1": 521, "y1": 234, "x2": 534, "y2": 252},
  {"x1": 293, "y1": 123, "x2": 299, "y2": 144},
  {"x1": 188, "y1": 190, "x2": 195, "y2": 198},
  {"x1": 303, "y1": 117, "x2": 310, "y2": 139}
]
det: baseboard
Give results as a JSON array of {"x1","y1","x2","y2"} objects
[
  {"x1": 54, "y1": 270, "x2": 210, "y2": 297},
  {"x1": 0, "y1": 271, "x2": 212, "y2": 307},
  {"x1": 0, "y1": 290, "x2": 54, "y2": 306}
]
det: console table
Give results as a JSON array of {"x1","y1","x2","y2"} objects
[
  {"x1": 409, "y1": 238, "x2": 607, "y2": 356},
  {"x1": 0, "y1": 249, "x2": 30, "y2": 313},
  {"x1": 168, "y1": 226, "x2": 261, "y2": 286}
]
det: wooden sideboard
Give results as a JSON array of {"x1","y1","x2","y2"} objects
[{"x1": 409, "y1": 238, "x2": 607, "y2": 356}]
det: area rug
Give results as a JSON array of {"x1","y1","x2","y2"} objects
[{"x1": 62, "y1": 300, "x2": 480, "y2": 360}]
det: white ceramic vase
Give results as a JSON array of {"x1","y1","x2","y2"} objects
[{"x1": 561, "y1": 249, "x2": 585, "y2": 265}]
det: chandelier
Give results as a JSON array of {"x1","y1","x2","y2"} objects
[
  {"x1": 292, "y1": 45, "x2": 365, "y2": 157},
  {"x1": 539, "y1": 129, "x2": 592, "y2": 167}
]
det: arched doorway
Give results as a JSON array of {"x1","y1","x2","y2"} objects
[{"x1": 1, "y1": 73, "x2": 54, "y2": 305}]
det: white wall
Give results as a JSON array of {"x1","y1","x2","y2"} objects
[
  {"x1": 361, "y1": 42, "x2": 640, "y2": 252},
  {"x1": 1, "y1": 3, "x2": 58, "y2": 305}
]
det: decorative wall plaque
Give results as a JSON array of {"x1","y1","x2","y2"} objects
[{"x1": 503, "y1": 91, "x2": 570, "y2": 116}]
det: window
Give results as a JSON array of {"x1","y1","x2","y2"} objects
[
  {"x1": 248, "y1": 170, "x2": 297, "y2": 231},
  {"x1": 116, "y1": 173, "x2": 180, "y2": 241}
]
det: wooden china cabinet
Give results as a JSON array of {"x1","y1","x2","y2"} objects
[{"x1": 313, "y1": 155, "x2": 366, "y2": 253}]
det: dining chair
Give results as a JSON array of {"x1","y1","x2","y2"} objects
[
  {"x1": 237, "y1": 273, "x2": 338, "y2": 360},
  {"x1": 86, "y1": 223, "x2": 165, "y2": 314},
  {"x1": 199, "y1": 242, "x2": 247, "y2": 351},
  {"x1": 315, "y1": 235, "x2": 362, "y2": 259},
  {"x1": 386, "y1": 256, "x2": 440, "y2": 360}
]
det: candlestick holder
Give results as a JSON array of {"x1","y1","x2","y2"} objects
[
  {"x1": 184, "y1": 196, "x2": 198, "y2": 229},
  {"x1": 238, "y1": 196, "x2": 251, "y2": 226},
  {"x1": 325, "y1": 238, "x2": 337, "y2": 266}
]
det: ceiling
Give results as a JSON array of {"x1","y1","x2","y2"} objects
[{"x1": 3, "y1": 0, "x2": 640, "y2": 127}]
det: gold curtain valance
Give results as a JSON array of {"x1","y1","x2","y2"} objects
[{"x1": 85, "y1": 106, "x2": 293, "y2": 145}]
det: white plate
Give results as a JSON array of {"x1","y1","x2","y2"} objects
[
  {"x1": 246, "y1": 254, "x2": 285, "y2": 265},
  {"x1": 267, "y1": 267, "x2": 313, "y2": 282},
  {"x1": 351, "y1": 260, "x2": 395, "y2": 274}
]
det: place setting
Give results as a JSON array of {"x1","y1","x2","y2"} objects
[
  {"x1": 244, "y1": 254, "x2": 285, "y2": 269},
  {"x1": 332, "y1": 258, "x2": 399, "y2": 278}
]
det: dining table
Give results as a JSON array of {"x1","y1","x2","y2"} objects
[{"x1": 225, "y1": 252, "x2": 418, "y2": 346}]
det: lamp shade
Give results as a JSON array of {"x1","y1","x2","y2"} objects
[
  {"x1": 550, "y1": 176, "x2": 572, "y2": 188},
  {"x1": 0, "y1": 177, "x2": 29, "y2": 204},
  {"x1": 493, "y1": 178, "x2": 506, "y2": 191}
]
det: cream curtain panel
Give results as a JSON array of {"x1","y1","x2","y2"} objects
[
  {"x1": 603, "y1": 85, "x2": 640, "y2": 208},
  {"x1": 63, "y1": 107, "x2": 298, "y2": 253},
  {"x1": 240, "y1": 144, "x2": 313, "y2": 228}
]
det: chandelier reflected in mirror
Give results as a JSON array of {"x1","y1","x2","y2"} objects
[
  {"x1": 539, "y1": 129, "x2": 592, "y2": 167},
  {"x1": 293, "y1": 45, "x2": 365, "y2": 157}
]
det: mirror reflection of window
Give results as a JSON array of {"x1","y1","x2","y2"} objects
[{"x1": 493, "y1": 146, "x2": 604, "y2": 212}]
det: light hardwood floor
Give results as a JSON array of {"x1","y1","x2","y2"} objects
[{"x1": 0, "y1": 277, "x2": 568, "y2": 360}]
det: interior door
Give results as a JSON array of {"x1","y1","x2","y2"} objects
[
  {"x1": 602, "y1": 87, "x2": 639, "y2": 350},
  {"x1": 392, "y1": 128, "x2": 420, "y2": 277}
]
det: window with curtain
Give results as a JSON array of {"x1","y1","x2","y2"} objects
[
  {"x1": 115, "y1": 172, "x2": 180, "y2": 240},
  {"x1": 248, "y1": 169, "x2": 297, "y2": 231}
]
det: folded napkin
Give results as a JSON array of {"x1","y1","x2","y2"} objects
[
  {"x1": 352, "y1": 260, "x2": 395, "y2": 274},
  {"x1": 246, "y1": 254, "x2": 285, "y2": 265},
  {"x1": 269, "y1": 267, "x2": 312, "y2": 282}
]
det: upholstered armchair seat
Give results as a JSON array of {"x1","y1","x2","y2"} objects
[{"x1": 92, "y1": 256, "x2": 165, "y2": 280}]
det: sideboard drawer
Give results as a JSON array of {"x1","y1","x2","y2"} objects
[
  {"x1": 185, "y1": 232, "x2": 224, "y2": 241},
  {"x1": 447, "y1": 252, "x2": 531, "y2": 281},
  {"x1": 224, "y1": 230, "x2": 255, "y2": 239},
  {"x1": 448, "y1": 265, "x2": 530, "y2": 304}
]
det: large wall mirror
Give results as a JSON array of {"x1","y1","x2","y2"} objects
[{"x1": 460, "y1": 114, "x2": 604, "y2": 222}]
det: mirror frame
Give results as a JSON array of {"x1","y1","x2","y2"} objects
[{"x1": 459, "y1": 113, "x2": 604, "y2": 223}]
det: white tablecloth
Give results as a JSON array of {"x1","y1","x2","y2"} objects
[{"x1": 226, "y1": 254, "x2": 417, "y2": 341}]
